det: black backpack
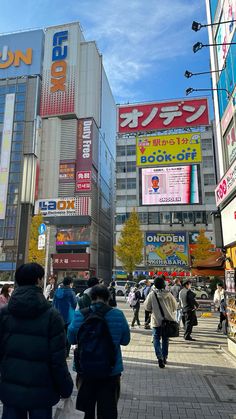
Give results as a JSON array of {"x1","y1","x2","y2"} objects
[{"x1": 74, "y1": 305, "x2": 116, "y2": 379}]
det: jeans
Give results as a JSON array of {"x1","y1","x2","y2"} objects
[
  {"x1": 76, "y1": 374, "x2": 120, "y2": 419},
  {"x1": 2, "y1": 406, "x2": 52, "y2": 419},
  {"x1": 176, "y1": 308, "x2": 182, "y2": 324},
  {"x1": 152, "y1": 326, "x2": 169, "y2": 360},
  {"x1": 131, "y1": 305, "x2": 140, "y2": 326},
  {"x1": 144, "y1": 310, "x2": 151, "y2": 327}
]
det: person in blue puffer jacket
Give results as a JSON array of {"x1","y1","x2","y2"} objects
[
  {"x1": 68, "y1": 284, "x2": 130, "y2": 419},
  {"x1": 53, "y1": 276, "x2": 77, "y2": 357}
]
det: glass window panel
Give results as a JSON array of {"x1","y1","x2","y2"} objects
[
  {"x1": 14, "y1": 122, "x2": 24, "y2": 131},
  {"x1": 116, "y1": 179, "x2": 126, "y2": 189},
  {"x1": 183, "y1": 212, "x2": 194, "y2": 223},
  {"x1": 12, "y1": 142, "x2": 23, "y2": 152},
  {"x1": 9, "y1": 184, "x2": 19, "y2": 194},
  {"x1": 127, "y1": 178, "x2": 136, "y2": 189},
  {"x1": 0, "y1": 103, "x2": 5, "y2": 113},
  {"x1": 148, "y1": 212, "x2": 160, "y2": 224},
  {"x1": 10, "y1": 162, "x2": 21, "y2": 172},
  {"x1": 5, "y1": 217, "x2": 16, "y2": 227},
  {"x1": 204, "y1": 174, "x2": 215, "y2": 185},
  {"x1": 0, "y1": 114, "x2": 4, "y2": 123},
  {"x1": 0, "y1": 86, "x2": 6, "y2": 94},
  {"x1": 127, "y1": 145, "x2": 136, "y2": 156},
  {"x1": 15, "y1": 102, "x2": 25, "y2": 112},
  {"x1": 14, "y1": 112, "x2": 24, "y2": 121},
  {"x1": 138, "y1": 213, "x2": 148, "y2": 224},
  {"x1": 11, "y1": 152, "x2": 21, "y2": 162},
  {"x1": 172, "y1": 212, "x2": 183, "y2": 224},
  {"x1": 117, "y1": 147, "x2": 126, "y2": 157},
  {"x1": 7, "y1": 194, "x2": 18, "y2": 205},
  {"x1": 195, "y1": 211, "x2": 203, "y2": 223},
  {"x1": 17, "y1": 84, "x2": 26, "y2": 92},
  {"x1": 160, "y1": 212, "x2": 171, "y2": 224},
  {"x1": 203, "y1": 156, "x2": 214, "y2": 168},
  {"x1": 0, "y1": 96, "x2": 5, "y2": 105},
  {"x1": 9, "y1": 173, "x2": 19, "y2": 182},
  {"x1": 15, "y1": 94, "x2": 25, "y2": 102},
  {"x1": 116, "y1": 214, "x2": 128, "y2": 225},
  {"x1": 116, "y1": 162, "x2": 126, "y2": 173},
  {"x1": 13, "y1": 132, "x2": 24, "y2": 141},
  {"x1": 127, "y1": 161, "x2": 136, "y2": 172},
  {"x1": 7, "y1": 85, "x2": 16, "y2": 93},
  {"x1": 0, "y1": 227, "x2": 3, "y2": 239},
  {"x1": 5, "y1": 228, "x2": 15, "y2": 240},
  {"x1": 6, "y1": 206, "x2": 17, "y2": 217}
]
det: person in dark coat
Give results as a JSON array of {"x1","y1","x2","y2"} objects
[
  {"x1": 108, "y1": 281, "x2": 117, "y2": 307},
  {"x1": 0, "y1": 263, "x2": 73, "y2": 419},
  {"x1": 53, "y1": 276, "x2": 77, "y2": 357},
  {"x1": 179, "y1": 279, "x2": 199, "y2": 341}
]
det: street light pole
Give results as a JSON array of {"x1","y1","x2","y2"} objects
[{"x1": 44, "y1": 226, "x2": 50, "y2": 293}]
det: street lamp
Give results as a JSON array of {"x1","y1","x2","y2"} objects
[
  {"x1": 184, "y1": 64, "x2": 226, "y2": 78},
  {"x1": 193, "y1": 41, "x2": 236, "y2": 53},
  {"x1": 186, "y1": 87, "x2": 232, "y2": 99},
  {"x1": 192, "y1": 19, "x2": 236, "y2": 32}
]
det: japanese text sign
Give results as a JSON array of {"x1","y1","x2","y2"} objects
[
  {"x1": 118, "y1": 99, "x2": 209, "y2": 133},
  {"x1": 136, "y1": 132, "x2": 202, "y2": 166},
  {"x1": 52, "y1": 253, "x2": 90, "y2": 269},
  {"x1": 76, "y1": 170, "x2": 92, "y2": 191},
  {"x1": 215, "y1": 160, "x2": 236, "y2": 206},
  {"x1": 145, "y1": 232, "x2": 188, "y2": 267},
  {"x1": 59, "y1": 160, "x2": 75, "y2": 182}
]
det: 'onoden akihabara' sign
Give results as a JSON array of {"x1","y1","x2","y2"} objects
[
  {"x1": 145, "y1": 232, "x2": 188, "y2": 267},
  {"x1": 118, "y1": 98, "x2": 209, "y2": 133}
]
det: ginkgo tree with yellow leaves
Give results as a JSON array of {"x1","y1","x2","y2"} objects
[
  {"x1": 191, "y1": 229, "x2": 212, "y2": 262},
  {"x1": 114, "y1": 210, "x2": 143, "y2": 278},
  {"x1": 28, "y1": 214, "x2": 45, "y2": 265}
]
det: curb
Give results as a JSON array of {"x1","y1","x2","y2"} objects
[{"x1": 219, "y1": 344, "x2": 236, "y2": 365}]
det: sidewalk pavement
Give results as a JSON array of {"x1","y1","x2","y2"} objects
[
  {"x1": 118, "y1": 299, "x2": 236, "y2": 419},
  {"x1": 0, "y1": 300, "x2": 235, "y2": 419}
]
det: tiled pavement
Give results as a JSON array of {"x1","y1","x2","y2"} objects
[{"x1": 0, "y1": 299, "x2": 236, "y2": 418}]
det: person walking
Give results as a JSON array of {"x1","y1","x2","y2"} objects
[
  {"x1": 44, "y1": 276, "x2": 56, "y2": 301},
  {"x1": 128, "y1": 285, "x2": 141, "y2": 327},
  {"x1": 108, "y1": 281, "x2": 117, "y2": 307},
  {"x1": 170, "y1": 278, "x2": 182, "y2": 323},
  {"x1": 214, "y1": 282, "x2": 225, "y2": 331},
  {"x1": 144, "y1": 276, "x2": 177, "y2": 368},
  {"x1": 77, "y1": 276, "x2": 99, "y2": 309},
  {"x1": 142, "y1": 279, "x2": 152, "y2": 329},
  {"x1": 0, "y1": 263, "x2": 73, "y2": 419},
  {"x1": 0, "y1": 284, "x2": 13, "y2": 309},
  {"x1": 68, "y1": 284, "x2": 130, "y2": 419},
  {"x1": 53, "y1": 276, "x2": 77, "y2": 357},
  {"x1": 179, "y1": 279, "x2": 199, "y2": 341}
]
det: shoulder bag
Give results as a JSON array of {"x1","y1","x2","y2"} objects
[{"x1": 154, "y1": 293, "x2": 179, "y2": 338}]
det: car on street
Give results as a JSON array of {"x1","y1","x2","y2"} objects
[
  {"x1": 191, "y1": 286, "x2": 209, "y2": 299},
  {"x1": 115, "y1": 280, "x2": 137, "y2": 296}
]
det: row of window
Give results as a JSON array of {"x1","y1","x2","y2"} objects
[
  {"x1": 116, "y1": 211, "x2": 210, "y2": 225},
  {"x1": 0, "y1": 84, "x2": 26, "y2": 94}
]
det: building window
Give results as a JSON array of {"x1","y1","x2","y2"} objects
[
  {"x1": 205, "y1": 192, "x2": 216, "y2": 204},
  {"x1": 203, "y1": 156, "x2": 214, "y2": 168},
  {"x1": 160, "y1": 212, "x2": 171, "y2": 224},
  {"x1": 127, "y1": 178, "x2": 136, "y2": 189},
  {"x1": 127, "y1": 145, "x2": 136, "y2": 156},
  {"x1": 116, "y1": 179, "x2": 126, "y2": 189},
  {"x1": 194, "y1": 211, "x2": 203, "y2": 224},
  {"x1": 171, "y1": 212, "x2": 183, "y2": 224},
  {"x1": 182, "y1": 212, "x2": 194, "y2": 224},
  {"x1": 202, "y1": 139, "x2": 212, "y2": 151},
  {"x1": 204, "y1": 173, "x2": 215, "y2": 185},
  {"x1": 148, "y1": 212, "x2": 160, "y2": 224},
  {"x1": 138, "y1": 213, "x2": 148, "y2": 224},
  {"x1": 116, "y1": 162, "x2": 126, "y2": 173},
  {"x1": 17, "y1": 84, "x2": 26, "y2": 92},
  {"x1": 127, "y1": 161, "x2": 136, "y2": 172},
  {"x1": 117, "y1": 146, "x2": 126, "y2": 157},
  {"x1": 116, "y1": 214, "x2": 128, "y2": 224}
]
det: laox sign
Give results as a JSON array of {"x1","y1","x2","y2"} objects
[
  {"x1": 39, "y1": 200, "x2": 75, "y2": 211},
  {"x1": 50, "y1": 31, "x2": 68, "y2": 93}
]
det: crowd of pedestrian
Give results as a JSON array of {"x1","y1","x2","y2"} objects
[{"x1": 0, "y1": 264, "x2": 228, "y2": 419}]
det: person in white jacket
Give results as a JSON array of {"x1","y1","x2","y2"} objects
[
  {"x1": 144, "y1": 276, "x2": 177, "y2": 369},
  {"x1": 213, "y1": 282, "x2": 225, "y2": 331}
]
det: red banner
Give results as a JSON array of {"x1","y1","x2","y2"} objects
[
  {"x1": 118, "y1": 98, "x2": 209, "y2": 133},
  {"x1": 52, "y1": 253, "x2": 90, "y2": 269}
]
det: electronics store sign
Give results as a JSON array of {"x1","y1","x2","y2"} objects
[
  {"x1": 34, "y1": 198, "x2": 78, "y2": 217},
  {"x1": 215, "y1": 160, "x2": 236, "y2": 206},
  {"x1": 221, "y1": 197, "x2": 236, "y2": 247},
  {"x1": 0, "y1": 30, "x2": 44, "y2": 78},
  {"x1": 145, "y1": 232, "x2": 188, "y2": 267}
]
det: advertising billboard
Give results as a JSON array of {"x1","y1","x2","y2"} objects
[
  {"x1": 52, "y1": 253, "x2": 90, "y2": 269},
  {"x1": 215, "y1": 0, "x2": 235, "y2": 72},
  {"x1": 221, "y1": 196, "x2": 236, "y2": 246},
  {"x1": 118, "y1": 98, "x2": 209, "y2": 133},
  {"x1": 76, "y1": 118, "x2": 96, "y2": 192},
  {"x1": 0, "y1": 94, "x2": 15, "y2": 219},
  {"x1": 40, "y1": 23, "x2": 81, "y2": 117},
  {"x1": 137, "y1": 132, "x2": 202, "y2": 166},
  {"x1": 56, "y1": 226, "x2": 90, "y2": 246},
  {"x1": 141, "y1": 165, "x2": 200, "y2": 205},
  {"x1": 0, "y1": 30, "x2": 44, "y2": 79},
  {"x1": 145, "y1": 232, "x2": 188, "y2": 267},
  {"x1": 225, "y1": 122, "x2": 236, "y2": 166},
  {"x1": 215, "y1": 160, "x2": 236, "y2": 206},
  {"x1": 59, "y1": 160, "x2": 75, "y2": 182},
  {"x1": 34, "y1": 196, "x2": 91, "y2": 217}
]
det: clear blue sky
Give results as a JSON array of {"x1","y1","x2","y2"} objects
[{"x1": 0, "y1": 0, "x2": 212, "y2": 107}]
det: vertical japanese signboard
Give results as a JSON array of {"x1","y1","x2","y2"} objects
[
  {"x1": 0, "y1": 94, "x2": 15, "y2": 219},
  {"x1": 40, "y1": 23, "x2": 80, "y2": 117},
  {"x1": 76, "y1": 118, "x2": 93, "y2": 192}
]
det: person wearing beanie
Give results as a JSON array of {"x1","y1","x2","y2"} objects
[
  {"x1": 0, "y1": 263, "x2": 73, "y2": 419},
  {"x1": 144, "y1": 276, "x2": 177, "y2": 368}
]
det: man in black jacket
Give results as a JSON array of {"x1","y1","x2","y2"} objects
[
  {"x1": 0, "y1": 263, "x2": 73, "y2": 419},
  {"x1": 179, "y1": 279, "x2": 199, "y2": 341}
]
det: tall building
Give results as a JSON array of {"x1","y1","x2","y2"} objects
[
  {"x1": 205, "y1": 0, "x2": 236, "y2": 356},
  {"x1": 0, "y1": 23, "x2": 116, "y2": 282},
  {"x1": 114, "y1": 98, "x2": 219, "y2": 279}
]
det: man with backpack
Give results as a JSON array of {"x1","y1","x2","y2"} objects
[
  {"x1": 68, "y1": 284, "x2": 130, "y2": 419},
  {"x1": 128, "y1": 285, "x2": 141, "y2": 328}
]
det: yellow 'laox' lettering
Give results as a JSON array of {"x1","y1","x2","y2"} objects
[{"x1": 0, "y1": 48, "x2": 33, "y2": 69}]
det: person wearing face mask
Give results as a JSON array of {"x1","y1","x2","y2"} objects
[{"x1": 0, "y1": 263, "x2": 73, "y2": 419}]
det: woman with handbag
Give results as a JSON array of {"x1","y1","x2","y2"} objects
[{"x1": 144, "y1": 276, "x2": 178, "y2": 368}]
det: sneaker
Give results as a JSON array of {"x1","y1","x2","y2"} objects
[
  {"x1": 144, "y1": 325, "x2": 151, "y2": 330},
  {"x1": 158, "y1": 359, "x2": 165, "y2": 368}
]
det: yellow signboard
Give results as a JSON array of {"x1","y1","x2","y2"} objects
[{"x1": 136, "y1": 133, "x2": 202, "y2": 166}]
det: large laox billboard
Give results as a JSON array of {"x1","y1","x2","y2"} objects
[
  {"x1": 145, "y1": 232, "x2": 188, "y2": 267},
  {"x1": 34, "y1": 197, "x2": 91, "y2": 217},
  {"x1": 40, "y1": 23, "x2": 81, "y2": 117},
  {"x1": 118, "y1": 98, "x2": 209, "y2": 133},
  {"x1": 0, "y1": 30, "x2": 44, "y2": 79},
  {"x1": 141, "y1": 165, "x2": 200, "y2": 205},
  {"x1": 137, "y1": 132, "x2": 202, "y2": 166}
]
